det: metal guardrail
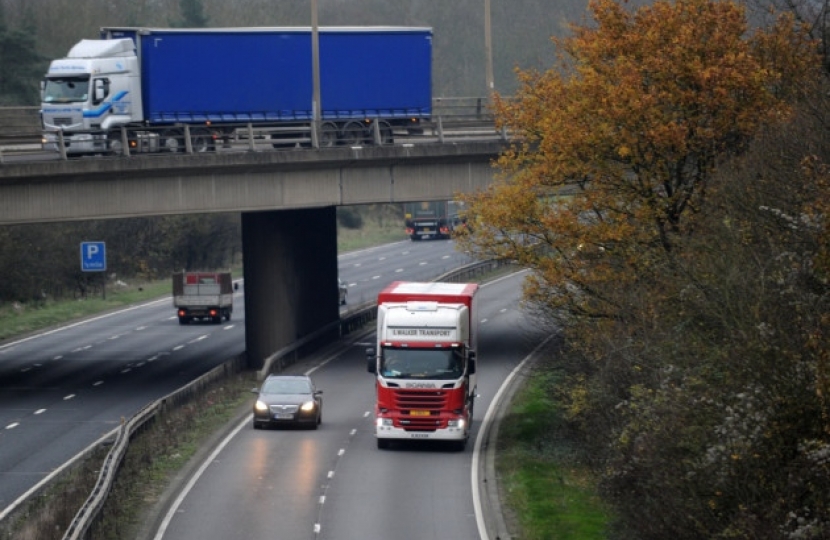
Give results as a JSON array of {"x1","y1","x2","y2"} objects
[
  {"x1": 0, "y1": 98, "x2": 509, "y2": 163},
  {"x1": 4, "y1": 258, "x2": 511, "y2": 538}
]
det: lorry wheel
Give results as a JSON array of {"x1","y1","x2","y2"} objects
[
  {"x1": 160, "y1": 129, "x2": 184, "y2": 152},
  {"x1": 319, "y1": 123, "x2": 338, "y2": 147},
  {"x1": 225, "y1": 311, "x2": 232, "y2": 321},
  {"x1": 108, "y1": 132, "x2": 133, "y2": 155},
  {"x1": 341, "y1": 121, "x2": 367, "y2": 146},
  {"x1": 178, "y1": 317, "x2": 189, "y2": 325},
  {"x1": 377, "y1": 439, "x2": 390, "y2": 450},
  {"x1": 190, "y1": 129, "x2": 214, "y2": 153}
]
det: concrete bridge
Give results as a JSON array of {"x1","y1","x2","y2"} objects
[{"x1": 0, "y1": 139, "x2": 507, "y2": 369}]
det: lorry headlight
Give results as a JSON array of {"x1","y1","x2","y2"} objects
[
  {"x1": 376, "y1": 418, "x2": 393, "y2": 427},
  {"x1": 300, "y1": 400, "x2": 316, "y2": 412},
  {"x1": 448, "y1": 419, "x2": 466, "y2": 429},
  {"x1": 254, "y1": 400, "x2": 268, "y2": 412}
]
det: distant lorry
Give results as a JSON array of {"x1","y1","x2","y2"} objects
[
  {"x1": 41, "y1": 26, "x2": 432, "y2": 155},
  {"x1": 367, "y1": 281, "x2": 478, "y2": 450},
  {"x1": 403, "y1": 201, "x2": 463, "y2": 240},
  {"x1": 172, "y1": 271, "x2": 233, "y2": 324}
]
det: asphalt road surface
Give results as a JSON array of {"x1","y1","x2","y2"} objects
[{"x1": 148, "y1": 271, "x2": 548, "y2": 540}]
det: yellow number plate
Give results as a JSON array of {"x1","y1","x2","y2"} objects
[{"x1": 410, "y1": 410, "x2": 430, "y2": 416}]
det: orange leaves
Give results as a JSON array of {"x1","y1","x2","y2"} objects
[{"x1": 459, "y1": 0, "x2": 819, "y2": 323}]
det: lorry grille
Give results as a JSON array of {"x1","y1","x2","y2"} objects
[
  {"x1": 393, "y1": 389, "x2": 447, "y2": 411},
  {"x1": 53, "y1": 118, "x2": 73, "y2": 126}
]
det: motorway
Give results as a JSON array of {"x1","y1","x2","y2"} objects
[
  {"x1": 0, "y1": 240, "x2": 547, "y2": 540},
  {"x1": 147, "y1": 271, "x2": 544, "y2": 540},
  {"x1": 0, "y1": 240, "x2": 473, "y2": 512}
]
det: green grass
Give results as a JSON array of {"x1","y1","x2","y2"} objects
[
  {"x1": 497, "y1": 369, "x2": 611, "y2": 539},
  {"x1": 92, "y1": 375, "x2": 257, "y2": 540},
  {"x1": 337, "y1": 220, "x2": 408, "y2": 252},
  {"x1": 0, "y1": 279, "x2": 175, "y2": 342}
]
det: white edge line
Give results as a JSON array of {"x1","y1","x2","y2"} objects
[
  {"x1": 153, "y1": 414, "x2": 250, "y2": 540},
  {"x1": 471, "y1": 268, "x2": 541, "y2": 540},
  {"x1": 472, "y1": 335, "x2": 553, "y2": 540}
]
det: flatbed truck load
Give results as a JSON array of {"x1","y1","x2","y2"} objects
[
  {"x1": 173, "y1": 271, "x2": 233, "y2": 324},
  {"x1": 367, "y1": 281, "x2": 478, "y2": 450}
]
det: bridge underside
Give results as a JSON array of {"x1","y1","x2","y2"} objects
[{"x1": 242, "y1": 207, "x2": 339, "y2": 370}]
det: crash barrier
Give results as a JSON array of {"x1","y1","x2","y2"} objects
[
  {"x1": 0, "y1": 106, "x2": 41, "y2": 164},
  {"x1": 1, "y1": 98, "x2": 510, "y2": 163},
  {"x1": 59, "y1": 354, "x2": 248, "y2": 540},
  {"x1": 3, "y1": 258, "x2": 512, "y2": 538}
]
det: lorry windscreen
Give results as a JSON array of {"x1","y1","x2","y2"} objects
[
  {"x1": 43, "y1": 77, "x2": 89, "y2": 103},
  {"x1": 380, "y1": 347, "x2": 463, "y2": 380}
]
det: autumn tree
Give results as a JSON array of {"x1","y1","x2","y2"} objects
[
  {"x1": 456, "y1": 0, "x2": 817, "y2": 323},
  {"x1": 455, "y1": 0, "x2": 828, "y2": 537}
]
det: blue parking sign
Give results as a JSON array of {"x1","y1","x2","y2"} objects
[{"x1": 80, "y1": 242, "x2": 106, "y2": 272}]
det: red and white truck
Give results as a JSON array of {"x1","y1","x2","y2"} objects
[
  {"x1": 367, "y1": 281, "x2": 479, "y2": 450},
  {"x1": 172, "y1": 271, "x2": 233, "y2": 325}
]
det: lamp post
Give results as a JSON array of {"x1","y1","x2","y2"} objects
[
  {"x1": 484, "y1": 0, "x2": 494, "y2": 99},
  {"x1": 311, "y1": 0, "x2": 321, "y2": 148}
]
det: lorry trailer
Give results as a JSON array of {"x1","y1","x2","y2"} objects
[
  {"x1": 367, "y1": 281, "x2": 478, "y2": 450},
  {"x1": 41, "y1": 26, "x2": 433, "y2": 155}
]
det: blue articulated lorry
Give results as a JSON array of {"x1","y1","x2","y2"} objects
[{"x1": 40, "y1": 26, "x2": 432, "y2": 155}]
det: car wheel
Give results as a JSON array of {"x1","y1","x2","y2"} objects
[{"x1": 253, "y1": 421, "x2": 262, "y2": 430}]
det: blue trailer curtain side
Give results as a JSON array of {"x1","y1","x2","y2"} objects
[{"x1": 100, "y1": 27, "x2": 432, "y2": 125}]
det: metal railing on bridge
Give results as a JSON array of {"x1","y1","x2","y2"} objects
[{"x1": 0, "y1": 97, "x2": 509, "y2": 164}]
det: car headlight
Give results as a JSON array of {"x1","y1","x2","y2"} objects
[
  {"x1": 254, "y1": 400, "x2": 268, "y2": 412},
  {"x1": 300, "y1": 400, "x2": 316, "y2": 412}
]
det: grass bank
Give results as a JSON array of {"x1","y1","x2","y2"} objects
[{"x1": 497, "y1": 363, "x2": 611, "y2": 539}]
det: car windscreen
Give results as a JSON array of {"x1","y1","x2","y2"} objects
[{"x1": 263, "y1": 379, "x2": 311, "y2": 394}]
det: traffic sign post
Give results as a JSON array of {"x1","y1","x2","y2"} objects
[{"x1": 80, "y1": 242, "x2": 107, "y2": 299}]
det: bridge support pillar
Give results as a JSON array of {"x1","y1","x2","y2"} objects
[{"x1": 242, "y1": 207, "x2": 340, "y2": 371}]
